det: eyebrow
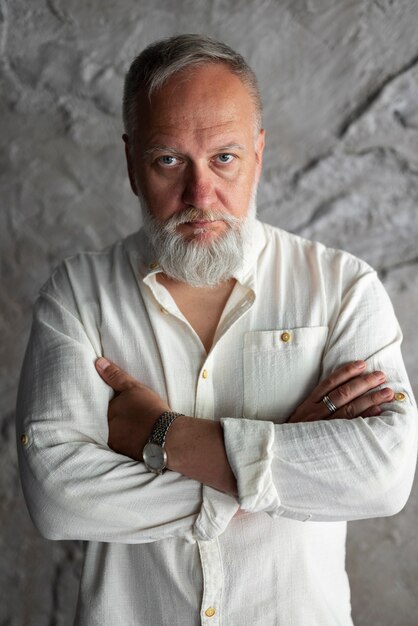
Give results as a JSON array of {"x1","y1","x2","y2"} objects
[{"x1": 143, "y1": 143, "x2": 245, "y2": 157}]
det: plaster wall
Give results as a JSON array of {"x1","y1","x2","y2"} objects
[{"x1": 1, "y1": 1, "x2": 417, "y2": 624}]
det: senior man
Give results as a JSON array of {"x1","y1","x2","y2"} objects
[{"x1": 17, "y1": 35, "x2": 417, "y2": 625}]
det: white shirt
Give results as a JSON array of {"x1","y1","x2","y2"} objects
[{"x1": 16, "y1": 220, "x2": 417, "y2": 626}]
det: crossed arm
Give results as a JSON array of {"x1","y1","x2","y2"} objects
[{"x1": 96, "y1": 356, "x2": 395, "y2": 498}]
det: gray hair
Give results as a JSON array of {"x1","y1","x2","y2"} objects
[{"x1": 122, "y1": 34, "x2": 262, "y2": 137}]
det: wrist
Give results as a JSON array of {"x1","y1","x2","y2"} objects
[
  {"x1": 142, "y1": 410, "x2": 184, "y2": 474},
  {"x1": 164, "y1": 415, "x2": 189, "y2": 471},
  {"x1": 145, "y1": 406, "x2": 172, "y2": 436},
  {"x1": 164, "y1": 417, "x2": 237, "y2": 497}
]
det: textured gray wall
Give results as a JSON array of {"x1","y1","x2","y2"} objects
[{"x1": 1, "y1": 1, "x2": 417, "y2": 624}]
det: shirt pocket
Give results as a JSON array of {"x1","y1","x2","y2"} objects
[{"x1": 243, "y1": 326, "x2": 329, "y2": 422}]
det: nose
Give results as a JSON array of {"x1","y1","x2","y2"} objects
[{"x1": 181, "y1": 164, "x2": 216, "y2": 209}]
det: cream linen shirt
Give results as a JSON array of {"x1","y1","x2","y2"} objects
[{"x1": 17, "y1": 220, "x2": 417, "y2": 626}]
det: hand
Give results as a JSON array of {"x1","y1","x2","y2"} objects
[
  {"x1": 95, "y1": 357, "x2": 170, "y2": 460},
  {"x1": 288, "y1": 360, "x2": 394, "y2": 423}
]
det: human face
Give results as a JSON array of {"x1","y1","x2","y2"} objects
[{"x1": 124, "y1": 63, "x2": 265, "y2": 245}]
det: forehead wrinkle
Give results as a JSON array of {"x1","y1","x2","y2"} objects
[
  {"x1": 146, "y1": 114, "x2": 241, "y2": 132},
  {"x1": 141, "y1": 118, "x2": 248, "y2": 154}
]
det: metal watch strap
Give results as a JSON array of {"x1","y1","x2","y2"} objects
[{"x1": 148, "y1": 411, "x2": 184, "y2": 447}]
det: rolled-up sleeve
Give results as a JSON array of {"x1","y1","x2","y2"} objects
[{"x1": 222, "y1": 268, "x2": 417, "y2": 522}]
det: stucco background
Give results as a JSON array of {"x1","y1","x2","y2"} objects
[{"x1": 1, "y1": 0, "x2": 417, "y2": 624}]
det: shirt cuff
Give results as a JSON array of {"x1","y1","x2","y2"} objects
[{"x1": 220, "y1": 418, "x2": 281, "y2": 515}]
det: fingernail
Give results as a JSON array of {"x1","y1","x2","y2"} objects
[
  {"x1": 375, "y1": 371, "x2": 385, "y2": 380},
  {"x1": 96, "y1": 357, "x2": 111, "y2": 371},
  {"x1": 354, "y1": 360, "x2": 365, "y2": 368},
  {"x1": 381, "y1": 388, "x2": 393, "y2": 399}
]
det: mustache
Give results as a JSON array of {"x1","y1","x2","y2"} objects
[{"x1": 164, "y1": 207, "x2": 241, "y2": 228}]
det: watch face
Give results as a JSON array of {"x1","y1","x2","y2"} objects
[{"x1": 143, "y1": 442, "x2": 167, "y2": 473}]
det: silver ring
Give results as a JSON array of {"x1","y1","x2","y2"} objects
[{"x1": 322, "y1": 394, "x2": 337, "y2": 414}]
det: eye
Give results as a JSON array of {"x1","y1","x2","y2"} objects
[
  {"x1": 157, "y1": 155, "x2": 180, "y2": 167},
  {"x1": 216, "y1": 153, "x2": 234, "y2": 164}
]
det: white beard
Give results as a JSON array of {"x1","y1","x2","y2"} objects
[{"x1": 139, "y1": 188, "x2": 257, "y2": 288}]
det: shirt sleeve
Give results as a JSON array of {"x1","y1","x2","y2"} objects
[
  {"x1": 221, "y1": 268, "x2": 418, "y2": 522},
  {"x1": 16, "y1": 283, "x2": 238, "y2": 544}
]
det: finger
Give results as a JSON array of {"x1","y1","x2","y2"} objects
[
  {"x1": 95, "y1": 357, "x2": 137, "y2": 392},
  {"x1": 361, "y1": 405, "x2": 382, "y2": 418},
  {"x1": 325, "y1": 370, "x2": 386, "y2": 411},
  {"x1": 333, "y1": 387, "x2": 394, "y2": 420},
  {"x1": 312, "y1": 360, "x2": 366, "y2": 402}
]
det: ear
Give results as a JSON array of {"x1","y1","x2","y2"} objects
[
  {"x1": 255, "y1": 128, "x2": 265, "y2": 182},
  {"x1": 123, "y1": 133, "x2": 138, "y2": 196}
]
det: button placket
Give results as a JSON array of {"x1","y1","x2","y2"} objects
[
  {"x1": 195, "y1": 359, "x2": 214, "y2": 419},
  {"x1": 198, "y1": 539, "x2": 223, "y2": 625},
  {"x1": 216, "y1": 293, "x2": 255, "y2": 344}
]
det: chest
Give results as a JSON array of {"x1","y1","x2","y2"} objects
[
  {"x1": 96, "y1": 273, "x2": 328, "y2": 423},
  {"x1": 157, "y1": 278, "x2": 236, "y2": 354}
]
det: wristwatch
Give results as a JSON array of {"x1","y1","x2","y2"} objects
[{"x1": 142, "y1": 411, "x2": 184, "y2": 474}]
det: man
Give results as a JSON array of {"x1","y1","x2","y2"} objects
[{"x1": 17, "y1": 35, "x2": 417, "y2": 625}]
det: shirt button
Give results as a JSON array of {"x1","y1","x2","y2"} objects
[
  {"x1": 280, "y1": 331, "x2": 291, "y2": 343},
  {"x1": 202, "y1": 369, "x2": 209, "y2": 379},
  {"x1": 21, "y1": 434, "x2": 29, "y2": 446},
  {"x1": 205, "y1": 607, "x2": 216, "y2": 617},
  {"x1": 394, "y1": 392, "x2": 406, "y2": 401},
  {"x1": 160, "y1": 306, "x2": 168, "y2": 314}
]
